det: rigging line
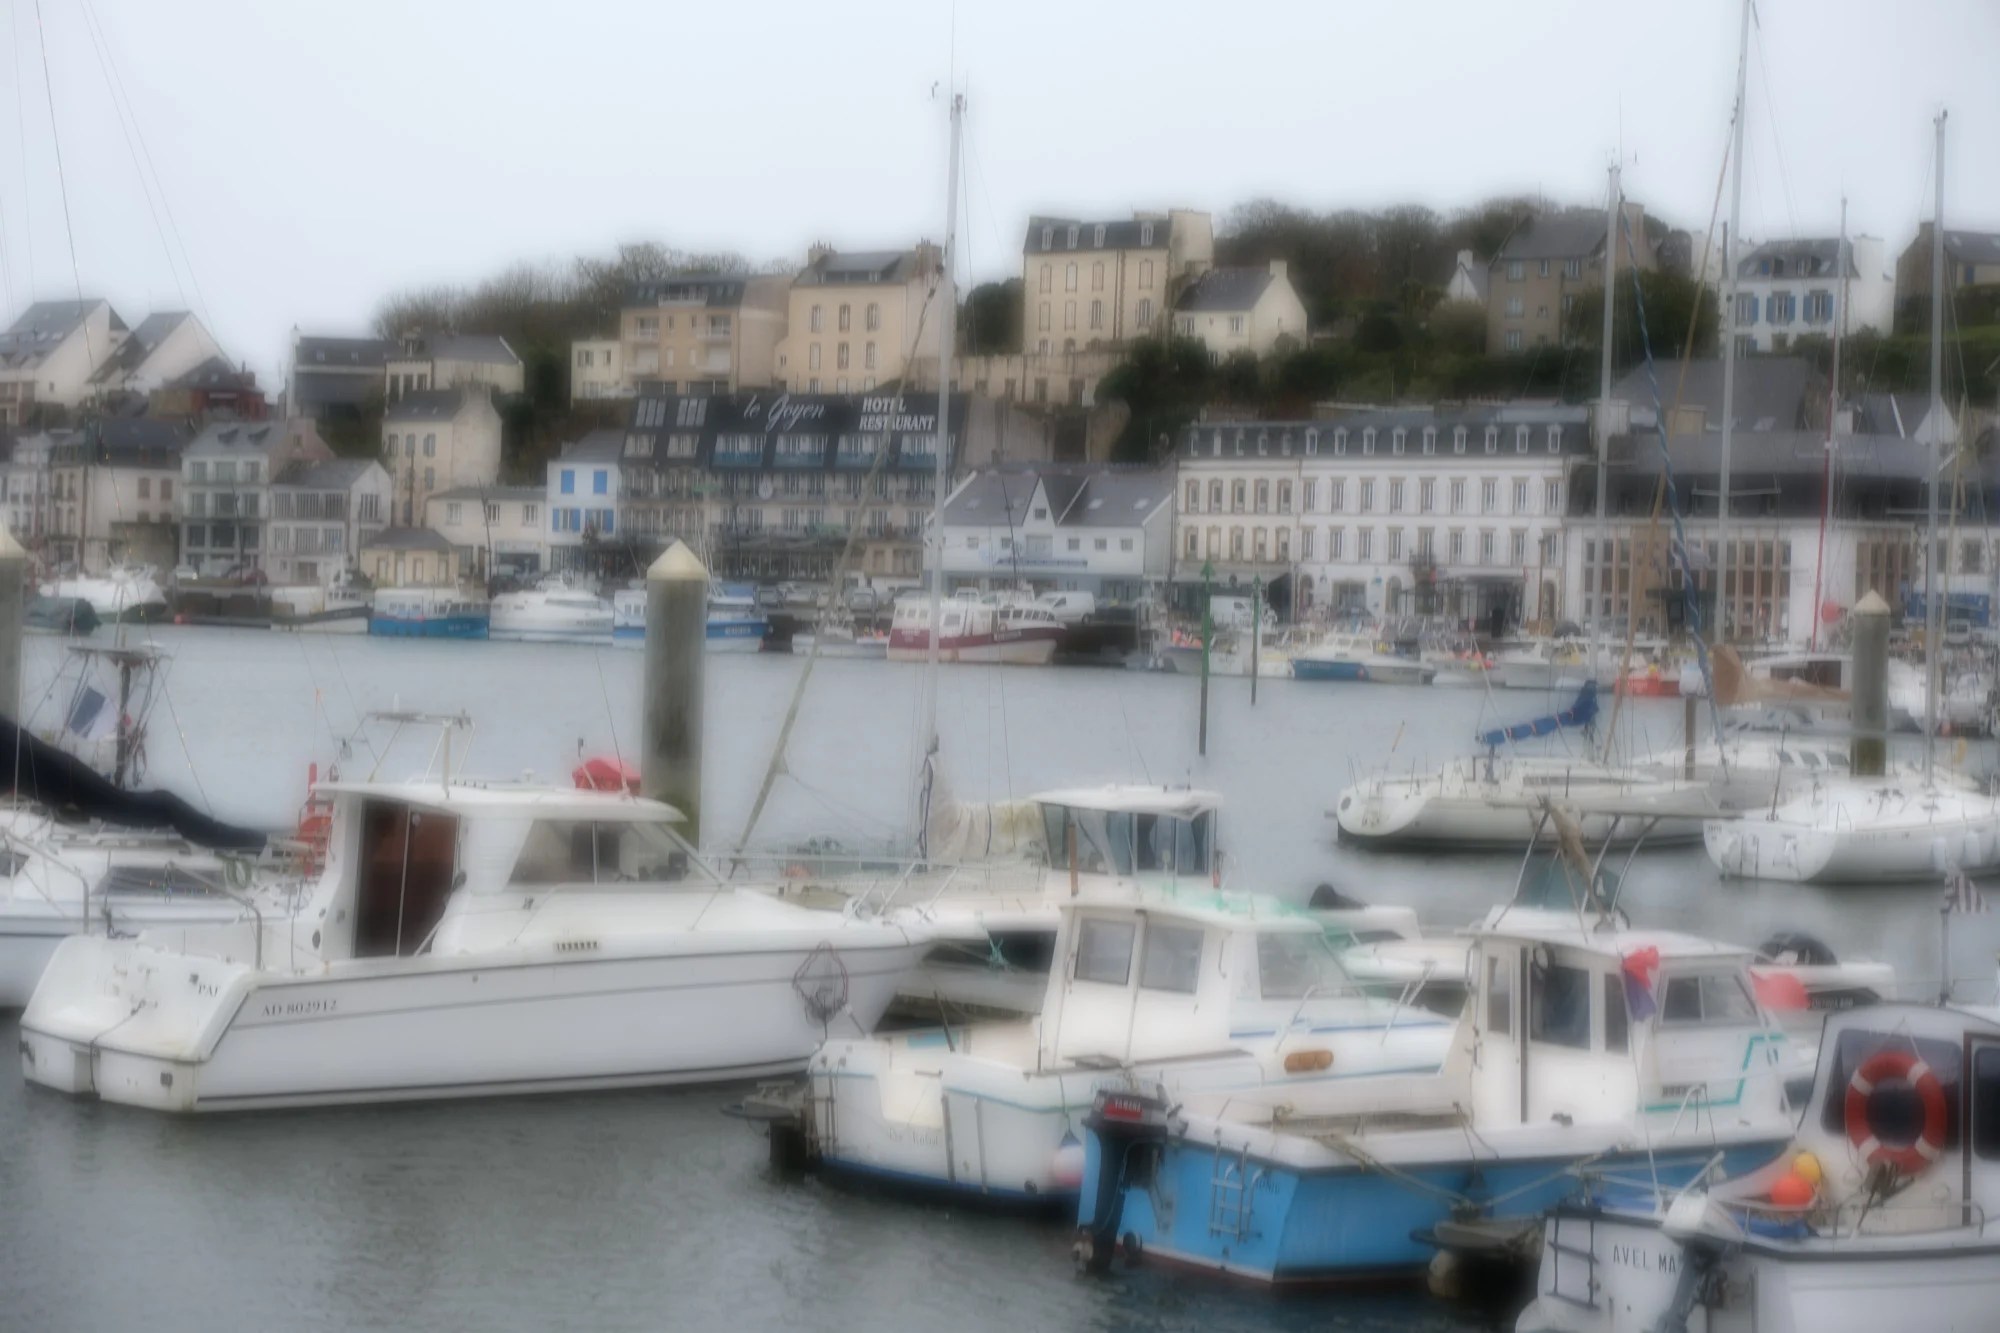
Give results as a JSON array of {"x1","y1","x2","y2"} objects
[
  {"x1": 73, "y1": 0, "x2": 184, "y2": 309},
  {"x1": 11, "y1": 0, "x2": 34, "y2": 294},
  {"x1": 78, "y1": 0, "x2": 212, "y2": 332},
  {"x1": 1747, "y1": 7, "x2": 1800, "y2": 245},
  {"x1": 591, "y1": 646, "x2": 627, "y2": 779},
  {"x1": 156, "y1": 665, "x2": 216, "y2": 816},
  {"x1": 32, "y1": 0, "x2": 91, "y2": 367}
]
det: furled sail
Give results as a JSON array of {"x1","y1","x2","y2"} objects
[
  {"x1": 1476, "y1": 681, "x2": 1599, "y2": 749},
  {"x1": 0, "y1": 717, "x2": 266, "y2": 851}
]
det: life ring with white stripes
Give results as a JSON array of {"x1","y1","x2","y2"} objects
[{"x1": 1844, "y1": 1049, "x2": 1947, "y2": 1176}]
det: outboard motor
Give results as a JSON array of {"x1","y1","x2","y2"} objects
[
  {"x1": 1074, "y1": 1090, "x2": 1170, "y2": 1275},
  {"x1": 1756, "y1": 930, "x2": 1839, "y2": 967}
]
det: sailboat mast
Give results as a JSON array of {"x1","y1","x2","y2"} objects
[
  {"x1": 1716, "y1": 0, "x2": 1750, "y2": 643},
  {"x1": 1810, "y1": 199, "x2": 1847, "y2": 651},
  {"x1": 1593, "y1": 161, "x2": 1618, "y2": 682},
  {"x1": 1924, "y1": 111, "x2": 1946, "y2": 785},
  {"x1": 915, "y1": 91, "x2": 962, "y2": 850}
]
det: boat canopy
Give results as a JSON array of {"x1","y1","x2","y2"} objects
[
  {"x1": 1476, "y1": 680, "x2": 1598, "y2": 749},
  {"x1": 0, "y1": 716, "x2": 265, "y2": 852}
]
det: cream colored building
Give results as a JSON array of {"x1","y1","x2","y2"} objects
[
  {"x1": 621, "y1": 273, "x2": 789, "y2": 395},
  {"x1": 0, "y1": 300, "x2": 125, "y2": 425},
  {"x1": 570, "y1": 338, "x2": 628, "y2": 402},
  {"x1": 1172, "y1": 261, "x2": 1309, "y2": 358},
  {"x1": 381, "y1": 386, "x2": 504, "y2": 527},
  {"x1": 1487, "y1": 203, "x2": 1654, "y2": 354},
  {"x1": 775, "y1": 244, "x2": 941, "y2": 393},
  {"x1": 386, "y1": 332, "x2": 524, "y2": 401},
  {"x1": 425, "y1": 484, "x2": 547, "y2": 577},
  {"x1": 1020, "y1": 211, "x2": 1213, "y2": 355}
]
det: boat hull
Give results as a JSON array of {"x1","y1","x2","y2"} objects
[
  {"x1": 1335, "y1": 785, "x2": 1705, "y2": 849},
  {"x1": 1292, "y1": 658, "x2": 1434, "y2": 684},
  {"x1": 1705, "y1": 809, "x2": 2000, "y2": 883},
  {"x1": 369, "y1": 614, "x2": 490, "y2": 639},
  {"x1": 886, "y1": 629, "x2": 1060, "y2": 665},
  {"x1": 611, "y1": 622, "x2": 771, "y2": 652},
  {"x1": 270, "y1": 607, "x2": 370, "y2": 634},
  {"x1": 790, "y1": 634, "x2": 889, "y2": 660},
  {"x1": 21, "y1": 934, "x2": 929, "y2": 1111}
]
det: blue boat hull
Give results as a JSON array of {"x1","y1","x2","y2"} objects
[
  {"x1": 1080, "y1": 1134, "x2": 1786, "y2": 1283},
  {"x1": 370, "y1": 615, "x2": 490, "y2": 640},
  {"x1": 611, "y1": 618, "x2": 768, "y2": 651},
  {"x1": 1291, "y1": 659, "x2": 1371, "y2": 681}
]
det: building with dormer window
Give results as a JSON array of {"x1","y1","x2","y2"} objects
[{"x1": 1733, "y1": 236, "x2": 1893, "y2": 354}]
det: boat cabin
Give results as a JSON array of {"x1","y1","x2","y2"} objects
[
  {"x1": 1031, "y1": 786, "x2": 1220, "y2": 891},
  {"x1": 1461, "y1": 907, "x2": 1790, "y2": 1132}
]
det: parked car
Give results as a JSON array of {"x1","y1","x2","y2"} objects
[
  {"x1": 754, "y1": 585, "x2": 784, "y2": 609},
  {"x1": 845, "y1": 587, "x2": 880, "y2": 613}
]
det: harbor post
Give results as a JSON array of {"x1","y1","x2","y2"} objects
[
  {"x1": 643, "y1": 540, "x2": 707, "y2": 844},
  {"x1": 1249, "y1": 577, "x2": 1260, "y2": 705},
  {"x1": 1850, "y1": 589, "x2": 1889, "y2": 777},
  {"x1": 0, "y1": 527, "x2": 23, "y2": 724},
  {"x1": 1198, "y1": 560, "x2": 1213, "y2": 756}
]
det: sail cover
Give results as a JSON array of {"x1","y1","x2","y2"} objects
[
  {"x1": 0, "y1": 716, "x2": 267, "y2": 852},
  {"x1": 1476, "y1": 681, "x2": 1599, "y2": 749}
]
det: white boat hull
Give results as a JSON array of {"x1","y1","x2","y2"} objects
[
  {"x1": 886, "y1": 634, "x2": 1059, "y2": 666},
  {"x1": 21, "y1": 933, "x2": 929, "y2": 1110},
  {"x1": 1335, "y1": 764, "x2": 1709, "y2": 849},
  {"x1": 1705, "y1": 784, "x2": 2000, "y2": 883}
]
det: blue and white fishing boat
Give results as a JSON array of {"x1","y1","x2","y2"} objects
[
  {"x1": 770, "y1": 787, "x2": 1453, "y2": 1207},
  {"x1": 1074, "y1": 811, "x2": 1797, "y2": 1284},
  {"x1": 368, "y1": 587, "x2": 490, "y2": 639},
  {"x1": 1291, "y1": 631, "x2": 1436, "y2": 684},
  {"x1": 611, "y1": 583, "x2": 768, "y2": 652}
]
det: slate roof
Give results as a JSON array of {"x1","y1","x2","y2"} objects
[
  {"x1": 943, "y1": 466, "x2": 1171, "y2": 529},
  {"x1": 90, "y1": 311, "x2": 194, "y2": 383},
  {"x1": 275, "y1": 458, "x2": 376, "y2": 490},
  {"x1": 428, "y1": 485, "x2": 544, "y2": 504},
  {"x1": 793, "y1": 250, "x2": 925, "y2": 287},
  {"x1": 77, "y1": 416, "x2": 190, "y2": 467},
  {"x1": 383, "y1": 388, "x2": 474, "y2": 423},
  {"x1": 559, "y1": 428, "x2": 624, "y2": 463},
  {"x1": 1175, "y1": 267, "x2": 1275, "y2": 314},
  {"x1": 625, "y1": 274, "x2": 752, "y2": 308},
  {"x1": 1855, "y1": 392, "x2": 1930, "y2": 438},
  {"x1": 295, "y1": 335, "x2": 395, "y2": 369},
  {"x1": 394, "y1": 332, "x2": 520, "y2": 367},
  {"x1": 167, "y1": 355, "x2": 255, "y2": 390},
  {"x1": 0, "y1": 299, "x2": 118, "y2": 370},
  {"x1": 1611, "y1": 357, "x2": 1820, "y2": 432},
  {"x1": 361, "y1": 526, "x2": 455, "y2": 553},
  {"x1": 1023, "y1": 217, "x2": 1169, "y2": 254},
  {"x1": 1181, "y1": 407, "x2": 1595, "y2": 460},
  {"x1": 1494, "y1": 211, "x2": 1609, "y2": 263},
  {"x1": 1606, "y1": 429, "x2": 1972, "y2": 483},
  {"x1": 1737, "y1": 239, "x2": 1856, "y2": 281},
  {"x1": 185, "y1": 421, "x2": 293, "y2": 455},
  {"x1": 1942, "y1": 229, "x2": 2000, "y2": 266}
]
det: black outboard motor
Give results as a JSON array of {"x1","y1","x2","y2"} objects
[
  {"x1": 1309, "y1": 882, "x2": 1366, "y2": 911},
  {"x1": 1756, "y1": 930, "x2": 1839, "y2": 967},
  {"x1": 1074, "y1": 1089, "x2": 1171, "y2": 1275}
]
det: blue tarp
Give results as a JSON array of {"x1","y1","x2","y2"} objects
[{"x1": 1477, "y1": 680, "x2": 1599, "y2": 749}]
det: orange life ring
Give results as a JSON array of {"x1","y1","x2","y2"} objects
[{"x1": 1844, "y1": 1048, "x2": 1947, "y2": 1176}]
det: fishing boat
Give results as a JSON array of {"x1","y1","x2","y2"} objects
[
  {"x1": 1291, "y1": 631, "x2": 1436, "y2": 684},
  {"x1": 886, "y1": 590, "x2": 1061, "y2": 665},
  {"x1": 268, "y1": 571, "x2": 370, "y2": 634},
  {"x1": 490, "y1": 577, "x2": 614, "y2": 643},
  {"x1": 41, "y1": 565, "x2": 168, "y2": 624},
  {"x1": 1072, "y1": 815, "x2": 1798, "y2": 1284},
  {"x1": 368, "y1": 586, "x2": 489, "y2": 639},
  {"x1": 758, "y1": 791, "x2": 1451, "y2": 1206},
  {"x1": 18, "y1": 740, "x2": 933, "y2": 1111},
  {"x1": 789, "y1": 613, "x2": 890, "y2": 660},
  {"x1": 1517, "y1": 1001, "x2": 2000, "y2": 1333},
  {"x1": 611, "y1": 584, "x2": 769, "y2": 652},
  {"x1": 1494, "y1": 636, "x2": 1593, "y2": 690}
]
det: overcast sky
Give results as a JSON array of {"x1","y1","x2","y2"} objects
[{"x1": 2, "y1": 0, "x2": 1994, "y2": 389}]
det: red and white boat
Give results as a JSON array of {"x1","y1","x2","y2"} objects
[{"x1": 887, "y1": 591, "x2": 1062, "y2": 665}]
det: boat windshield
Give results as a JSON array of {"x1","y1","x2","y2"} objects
[
  {"x1": 1257, "y1": 930, "x2": 1361, "y2": 1000},
  {"x1": 508, "y1": 819, "x2": 707, "y2": 887},
  {"x1": 1039, "y1": 804, "x2": 1213, "y2": 878}
]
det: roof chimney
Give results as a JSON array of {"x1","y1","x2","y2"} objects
[
  {"x1": 1268, "y1": 259, "x2": 1288, "y2": 281},
  {"x1": 807, "y1": 242, "x2": 833, "y2": 267}
]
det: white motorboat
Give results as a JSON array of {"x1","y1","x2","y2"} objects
[
  {"x1": 791, "y1": 864, "x2": 1452, "y2": 1205},
  {"x1": 1719, "y1": 647, "x2": 1928, "y2": 731},
  {"x1": 1494, "y1": 637, "x2": 1592, "y2": 690},
  {"x1": 41, "y1": 565, "x2": 168, "y2": 624},
  {"x1": 1704, "y1": 776, "x2": 2000, "y2": 883},
  {"x1": 887, "y1": 590, "x2": 1061, "y2": 665},
  {"x1": 1290, "y1": 632, "x2": 1436, "y2": 684},
  {"x1": 19, "y1": 775, "x2": 932, "y2": 1111},
  {"x1": 369, "y1": 586, "x2": 489, "y2": 639},
  {"x1": 1518, "y1": 1002, "x2": 2000, "y2": 1333},
  {"x1": 269, "y1": 573, "x2": 370, "y2": 634},
  {"x1": 490, "y1": 578, "x2": 614, "y2": 643},
  {"x1": 790, "y1": 611, "x2": 889, "y2": 660},
  {"x1": 610, "y1": 584, "x2": 770, "y2": 652}
]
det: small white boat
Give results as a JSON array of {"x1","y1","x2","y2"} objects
[
  {"x1": 1518, "y1": 1001, "x2": 2000, "y2": 1333},
  {"x1": 269, "y1": 574, "x2": 370, "y2": 634},
  {"x1": 1705, "y1": 775, "x2": 2000, "y2": 883},
  {"x1": 791, "y1": 611, "x2": 889, "y2": 660},
  {"x1": 19, "y1": 770, "x2": 932, "y2": 1111},
  {"x1": 1291, "y1": 632, "x2": 1436, "y2": 684},
  {"x1": 611, "y1": 584, "x2": 770, "y2": 652},
  {"x1": 369, "y1": 587, "x2": 489, "y2": 639},
  {"x1": 1493, "y1": 637, "x2": 1592, "y2": 690},
  {"x1": 41, "y1": 565, "x2": 168, "y2": 624},
  {"x1": 490, "y1": 578, "x2": 614, "y2": 643},
  {"x1": 887, "y1": 591, "x2": 1061, "y2": 666}
]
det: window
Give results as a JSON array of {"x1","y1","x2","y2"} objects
[
  {"x1": 522, "y1": 503, "x2": 537, "y2": 524},
  {"x1": 1538, "y1": 259, "x2": 1550, "y2": 278},
  {"x1": 1505, "y1": 296, "x2": 1524, "y2": 318},
  {"x1": 1254, "y1": 480, "x2": 1269, "y2": 512},
  {"x1": 1357, "y1": 528, "x2": 1372, "y2": 560},
  {"x1": 1064, "y1": 302, "x2": 1077, "y2": 330},
  {"x1": 1486, "y1": 955, "x2": 1513, "y2": 1034},
  {"x1": 1360, "y1": 479, "x2": 1375, "y2": 511},
  {"x1": 1546, "y1": 479, "x2": 1562, "y2": 512},
  {"x1": 1120, "y1": 537, "x2": 1133, "y2": 552},
  {"x1": 1511, "y1": 529, "x2": 1527, "y2": 563},
  {"x1": 423, "y1": 468, "x2": 434, "y2": 491},
  {"x1": 1448, "y1": 529, "x2": 1463, "y2": 561},
  {"x1": 1329, "y1": 479, "x2": 1344, "y2": 512},
  {"x1": 1515, "y1": 426, "x2": 1529, "y2": 453},
  {"x1": 1301, "y1": 527, "x2": 1314, "y2": 559},
  {"x1": 1389, "y1": 479, "x2": 1404, "y2": 512},
  {"x1": 1449, "y1": 478, "x2": 1464, "y2": 513},
  {"x1": 1139, "y1": 258, "x2": 1154, "y2": 289},
  {"x1": 1232, "y1": 481, "x2": 1246, "y2": 512},
  {"x1": 593, "y1": 470, "x2": 609, "y2": 496},
  {"x1": 809, "y1": 305, "x2": 823, "y2": 333},
  {"x1": 1737, "y1": 292, "x2": 1759, "y2": 325},
  {"x1": 1228, "y1": 316, "x2": 1244, "y2": 335},
  {"x1": 1329, "y1": 527, "x2": 1343, "y2": 559},
  {"x1": 1513, "y1": 479, "x2": 1529, "y2": 512},
  {"x1": 1065, "y1": 262, "x2": 1078, "y2": 291},
  {"x1": 1506, "y1": 260, "x2": 1524, "y2": 281},
  {"x1": 424, "y1": 434, "x2": 436, "y2": 458},
  {"x1": 1090, "y1": 300, "x2": 1103, "y2": 330},
  {"x1": 1387, "y1": 528, "x2": 1403, "y2": 560},
  {"x1": 1392, "y1": 428, "x2": 1406, "y2": 455},
  {"x1": 1184, "y1": 481, "x2": 1199, "y2": 512},
  {"x1": 161, "y1": 479, "x2": 173, "y2": 502},
  {"x1": 1661, "y1": 972, "x2": 1759, "y2": 1026},
  {"x1": 1422, "y1": 427, "x2": 1436, "y2": 455},
  {"x1": 1484, "y1": 427, "x2": 1499, "y2": 455},
  {"x1": 839, "y1": 304, "x2": 851, "y2": 332},
  {"x1": 1419, "y1": 478, "x2": 1434, "y2": 513},
  {"x1": 837, "y1": 344, "x2": 850, "y2": 370},
  {"x1": 1095, "y1": 537, "x2": 1108, "y2": 552},
  {"x1": 137, "y1": 476, "x2": 151, "y2": 499},
  {"x1": 1530, "y1": 961, "x2": 1592, "y2": 1049},
  {"x1": 1603, "y1": 972, "x2": 1628, "y2": 1052},
  {"x1": 1504, "y1": 330, "x2": 1523, "y2": 351},
  {"x1": 1038, "y1": 266, "x2": 1051, "y2": 294},
  {"x1": 1277, "y1": 480, "x2": 1292, "y2": 513},
  {"x1": 446, "y1": 502, "x2": 462, "y2": 525},
  {"x1": 1481, "y1": 479, "x2": 1496, "y2": 512},
  {"x1": 1453, "y1": 427, "x2": 1467, "y2": 454},
  {"x1": 1136, "y1": 297, "x2": 1153, "y2": 328},
  {"x1": 1140, "y1": 924, "x2": 1203, "y2": 993},
  {"x1": 1479, "y1": 529, "x2": 1494, "y2": 564},
  {"x1": 1092, "y1": 261, "x2": 1105, "y2": 291},
  {"x1": 1185, "y1": 529, "x2": 1199, "y2": 557},
  {"x1": 561, "y1": 469, "x2": 575, "y2": 495},
  {"x1": 635, "y1": 315, "x2": 658, "y2": 337}
]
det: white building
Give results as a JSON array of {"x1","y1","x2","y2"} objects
[
  {"x1": 1173, "y1": 408, "x2": 1590, "y2": 627},
  {"x1": 1, "y1": 430, "x2": 60, "y2": 548},
  {"x1": 545, "y1": 430, "x2": 624, "y2": 571},
  {"x1": 1734, "y1": 236, "x2": 1895, "y2": 355},
  {"x1": 570, "y1": 339, "x2": 628, "y2": 402},
  {"x1": 1171, "y1": 261, "x2": 1309, "y2": 359},
  {"x1": 180, "y1": 420, "x2": 334, "y2": 576},
  {"x1": 0, "y1": 300, "x2": 125, "y2": 425},
  {"x1": 425, "y1": 485, "x2": 547, "y2": 578},
  {"x1": 939, "y1": 466, "x2": 1173, "y2": 604},
  {"x1": 88, "y1": 311, "x2": 225, "y2": 398},
  {"x1": 382, "y1": 386, "x2": 504, "y2": 527},
  {"x1": 268, "y1": 458, "x2": 391, "y2": 586},
  {"x1": 386, "y1": 331, "x2": 524, "y2": 401},
  {"x1": 51, "y1": 417, "x2": 192, "y2": 572}
]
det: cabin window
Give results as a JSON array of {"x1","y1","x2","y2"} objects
[
  {"x1": 1972, "y1": 1046, "x2": 2000, "y2": 1160},
  {"x1": 1042, "y1": 805, "x2": 1211, "y2": 878},
  {"x1": 1257, "y1": 932, "x2": 1355, "y2": 1000},
  {"x1": 1529, "y1": 960, "x2": 1593, "y2": 1049},
  {"x1": 1140, "y1": 924, "x2": 1204, "y2": 994},
  {"x1": 1603, "y1": 972, "x2": 1629, "y2": 1052},
  {"x1": 507, "y1": 819, "x2": 695, "y2": 885},
  {"x1": 1075, "y1": 918, "x2": 1136, "y2": 986},
  {"x1": 1661, "y1": 972, "x2": 1759, "y2": 1026},
  {"x1": 1486, "y1": 955, "x2": 1513, "y2": 1035}
]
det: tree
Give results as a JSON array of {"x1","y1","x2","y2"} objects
[
  {"x1": 961, "y1": 280, "x2": 1022, "y2": 355},
  {"x1": 1428, "y1": 300, "x2": 1488, "y2": 357},
  {"x1": 1563, "y1": 269, "x2": 1719, "y2": 365},
  {"x1": 1096, "y1": 337, "x2": 1215, "y2": 462}
]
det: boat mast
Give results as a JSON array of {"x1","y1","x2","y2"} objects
[
  {"x1": 916, "y1": 91, "x2": 962, "y2": 855},
  {"x1": 1715, "y1": 0, "x2": 1750, "y2": 644},
  {"x1": 1924, "y1": 111, "x2": 1946, "y2": 786},
  {"x1": 1810, "y1": 199, "x2": 1848, "y2": 651},
  {"x1": 1593, "y1": 161, "x2": 1618, "y2": 685}
]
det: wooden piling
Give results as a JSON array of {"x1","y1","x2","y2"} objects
[
  {"x1": 643, "y1": 540, "x2": 707, "y2": 843},
  {"x1": 0, "y1": 527, "x2": 24, "y2": 724},
  {"x1": 1850, "y1": 590, "x2": 1890, "y2": 777}
]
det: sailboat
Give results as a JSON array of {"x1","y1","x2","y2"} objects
[{"x1": 1703, "y1": 114, "x2": 2000, "y2": 885}]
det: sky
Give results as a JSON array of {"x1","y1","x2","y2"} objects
[{"x1": 1, "y1": 0, "x2": 1995, "y2": 391}]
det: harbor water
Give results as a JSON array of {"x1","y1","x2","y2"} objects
[{"x1": 4, "y1": 628, "x2": 1994, "y2": 1332}]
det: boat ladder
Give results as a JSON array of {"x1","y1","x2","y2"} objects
[
  {"x1": 1207, "y1": 1146, "x2": 1259, "y2": 1241},
  {"x1": 1542, "y1": 1212, "x2": 1599, "y2": 1310}
]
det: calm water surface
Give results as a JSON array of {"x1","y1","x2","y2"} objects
[{"x1": 2, "y1": 628, "x2": 1992, "y2": 1331}]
